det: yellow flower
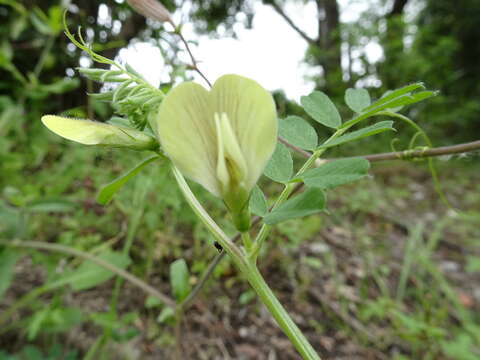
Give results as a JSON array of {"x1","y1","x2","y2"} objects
[
  {"x1": 41, "y1": 115, "x2": 157, "y2": 151},
  {"x1": 154, "y1": 74, "x2": 277, "y2": 230}
]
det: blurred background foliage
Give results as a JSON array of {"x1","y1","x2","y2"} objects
[{"x1": 0, "y1": 0, "x2": 479, "y2": 359}]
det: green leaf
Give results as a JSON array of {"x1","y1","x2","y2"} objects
[
  {"x1": 157, "y1": 307, "x2": 175, "y2": 324},
  {"x1": 299, "y1": 158, "x2": 370, "y2": 189},
  {"x1": 27, "y1": 307, "x2": 83, "y2": 340},
  {"x1": 170, "y1": 259, "x2": 191, "y2": 303},
  {"x1": 278, "y1": 116, "x2": 318, "y2": 150},
  {"x1": 63, "y1": 250, "x2": 131, "y2": 291},
  {"x1": 29, "y1": 8, "x2": 53, "y2": 35},
  {"x1": 145, "y1": 295, "x2": 162, "y2": 308},
  {"x1": 0, "y1": 249, "x2": 20, "y2": 301},
  {"x1": 466, "y1": 256, "x2": 480, "y2": 273},
  {"x1": 0, "y1": 200, "x2": 22, "y2": 237},
  {"x1": 368, "y1": 91, "x2": 437, "y2": 114},
  {"x1": 301, "y1": 91, "x2": 341, "y2": 129},
  {"x1": 263, "y1": 188, "x2": 326, "y2": 225},
  {"x1": 344, "y1": 89, "x2": 436, "y2": 129},
  {"x1": 96, "y1": 155, "x2": 160, "y2": 205},
  {"x1": 318, "y1": 121, "x2": 395, "y2": 150},
  {"x1": 363, "y1": 82, "x2": 425, "y2": 112},
  {"x1": 239, "y1": 290, "x2": 256, "y2": 305},
  {"x1": 249, "y1": 185, "x2": 268, "y2": 216},
  {"x1": 107, "y1": 116, "x2": 131, "y2": 128},
  {"x1": 27, "y1": 309, "x2": 49, "y2": 340},
  {"x1": 345, "y1": 88, "x2": 371, "y2": 113},
  {"x1": 26, "y1": 198, "x2": 77, "y2": 213},
  {"x1": 0, "y1": 0, "x2": 27, "y2": 14},
  {"x1": 264, "y1": 142, "x2": 293, "y2": 183}
]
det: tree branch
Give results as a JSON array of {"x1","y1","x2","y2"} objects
[
  {"x1": 389, "y1": 0, "x2": 409, "y2": 17},
  {"x1": 267, "y1": 1, "x2": 316, "y2": 44}
]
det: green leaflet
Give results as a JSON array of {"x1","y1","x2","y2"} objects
[
  {"x1": 363, "y1": 82, "x2": 425, "y2": 112},
  {"x1": 249, "y1": 185, "x2": 268, "y2": 216},
  {"x1": 279, "y1": 116, "x2": 318, "y2": 150},
  {"x1": 61, "y1": 250, "x2": 131, "y2": 291},
  {"x1": 301, "y1": 91, "x2": 342, "y2": 129},
  {"x1": 299, "y1": 158, "x2": 370, "y2": 189},
  {"x1": 345, "y1": 88, "x2": 371, "y2": 113},
  {"x1": 263, "y1": 188, "x2": 326, "y2": 225},
  {"x1": 96, "y1": 155, "x2": 161, "y2": 205},
  {"x1": 318, "y1": 121, "x2": 395, "y2": 149},
  {"x1": 170, "y1": 259, "x2": 191, "y2": 303},
  {"x1": 264, "y1": 142, "x2": 293, "y2": 183},
  {"x1": 0, "y1": 249, "x2": 21, "y2": 301}
]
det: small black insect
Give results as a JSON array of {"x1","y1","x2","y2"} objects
[{"x1": 214, "y1": 241, "x2": 223, "y2": 252}]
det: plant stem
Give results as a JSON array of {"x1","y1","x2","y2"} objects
[
  {"x1": 171, "y1": 165, "x2": 245, "y2": 266},
  {"x1": 171, "y1": 165, "x2": 321, "y2": 359},
  {"x1": 244, "y1": 262, "x2": 321, "y2": 360},
  {"x1": 34, "y1": 36, "x2": 55, "y2": 77},
  {"x1": 251, "y1": 127, "x2": 348, "y2": 260},
  {"x1": 175, "y1": 30, "x2": 212, "y2": 88},
  {"x1": 241, "y1": 231, "x2": 253, "y2": 251}
]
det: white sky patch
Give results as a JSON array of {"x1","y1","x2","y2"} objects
[
  {"x1": 115, "y1": 0, "x2": 394, "y2": 101},
  {"x1": 174, "y1": 1, "x2": 319, "y2": 101},
  {"x1": 117, "y1": 43, "x2": 165, "y2": 87}
]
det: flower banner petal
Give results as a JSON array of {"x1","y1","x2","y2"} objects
[
  {"x1": 210, "y1": 74, "x2": 278, "y2": 190},
  {"x1": 154, "y1": 82, "x2": 220, "y2": 195}
]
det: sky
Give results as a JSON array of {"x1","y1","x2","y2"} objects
[{"x1": 114, "y1": 1, "x2": 386, "y2": 101}]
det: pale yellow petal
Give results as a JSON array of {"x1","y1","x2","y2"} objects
[
  {"x1": 41, "y1": 115, "x2": 157, "y2": 150},
  {"x1": 210, "y1": 74, "x2": 278, "y2": 190},
  {"x1": 214, "y1": 113, "x2": 229, "y2": 191},
  {"x1": 154, "y1": 82, "x2": 220, "y2": 196}
]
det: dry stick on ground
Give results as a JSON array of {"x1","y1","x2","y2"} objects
[{"x1": 1, "y1": 239, "x2": 176, "y2": 308}]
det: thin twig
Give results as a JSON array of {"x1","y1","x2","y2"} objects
[
  {"x1": 351, "y1": 139, "x2": 480, "y2": 162},
  {"x1": 282, "y1": 139, "x2": 480, "y2": 163},
  {"x1": 176, "y1": 31, "x2": 212, "y2": 87},
  {"x1": 180, "y1": 215, "x2": 262, "y2": 310},
  {"x1": 268, "y1": 1, "x2": 316, "y2": 44},
  {"x1": 1, "y1": 239, "x2": 176, "y2": 308},
  {"x1": 174, "y1": 309, "x2": 184, "y2": 359}
]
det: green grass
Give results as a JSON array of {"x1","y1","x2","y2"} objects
[{"x1": 1, "y1": 129, "x2": 479, "y2": 358}]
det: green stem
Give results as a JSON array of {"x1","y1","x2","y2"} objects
[
  {"x1": 244, "y1": 262, "x2": 321, "y2": 360},
  {"x1": 241, "y1": 231, "x2": 253, "y2": 251},
  {"x1": 34, "y1": 36, "x2": 55, "y2": 78},
  {"x1": 171, "y1": 165, "x2": 246, "y2": 267},
  {"x1": 171, "y1": 165, "x2": 321, "y2": 359},
  {"x1": 251, "y1": 127, "x2": 348, "y2": 260}
]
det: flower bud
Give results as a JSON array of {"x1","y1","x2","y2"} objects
[
  {"x1": 127, "y1": 0, "x2": 174, "y2": 25},
  {"x1": 42, "y1": 115, "x2": 158, "y2": 151}
]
